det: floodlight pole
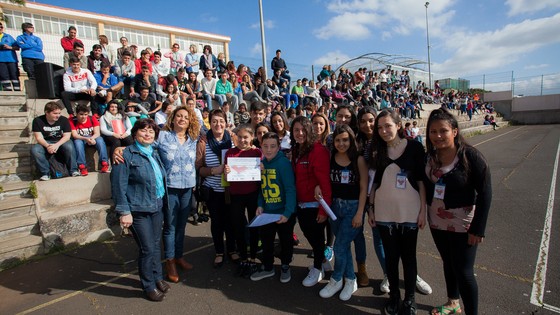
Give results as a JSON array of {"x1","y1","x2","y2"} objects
[
  {"x1": 425, "y1": 2, "x2": 432, "y2": 89},
  {"x1": 258, "y1": 0, "x2": 268, "y2": 80}
]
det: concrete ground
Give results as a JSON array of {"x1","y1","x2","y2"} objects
[{"x1": 1, "y1": 124, "x2": 559, "y2": 315}]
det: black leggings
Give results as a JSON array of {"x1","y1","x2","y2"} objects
[
  {"x1": 230, "y1": 192, "x2": 259, "y2": 260},
  {"x1": 378, "y1": 224, "x2": 418, "y2": 301},
  {"x1": 431, "y1": 229, "x2": 478, "y2": 315},
  {"x1": 206, "y1": 189, "x2": 235, "y2": 255},
  {"x1": 297, "y1": 207, "x2": 326, "y2": 270}
]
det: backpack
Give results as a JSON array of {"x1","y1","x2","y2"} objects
[{"x1": 49, "y1": 154, "x2": 69, "y2": 179}]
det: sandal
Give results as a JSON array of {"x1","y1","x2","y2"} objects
[
  {"x1": 213, "y1": 254, "x2": 224, "y2": 268},
  {"x1": 228, "y1": 251, "x2": 240, "y2": 264},
  {"x1": 431, "y1": 304, "x2": 462, "y2": 315}
]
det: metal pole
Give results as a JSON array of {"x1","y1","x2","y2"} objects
[
  {"x1": 483, "y1": 74, "x2": 485, "y2": 92},
  {"x1": 541, "y1": 74, "x2": 544, "y2": 95},
  {"x1": 425, "y1": 2, "x2": 432, "y2": 89},
  {"x1": 511, "y1": 71, "x2": 514, "y2": 95},
  {"x1": 311, "y1": 65, "x2": 315, "y2": 83},
  {"x1": 258, "y1": 0, "x2": 268, "y2": 80}
]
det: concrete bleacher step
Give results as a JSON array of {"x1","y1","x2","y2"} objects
[
  {"x1": 0, "y1": 112, "x2": 30, "y2": 126},
  {"x1": 0, "y1": 123, "x2": 29, "y2": 137},
  {"x1": 0, "y1": 231, "x2": 44, "y2": 270},
  {"x1": 0, "y1": 137, "x2": 30, "y2": 155},
  {"x1": 39, "y1": 200, "x2": 115, "y2": 247},
  {"x1": 0, "y1": 195, "x2": 35, "y2": 219},
  {"x1": 0, "y1": 92, "x2": 27, "y2": 113},
  {"x1": 0, "y1": 213, "x2": 38, "y2": 238},
  {"x1": 0, "y1": 152, "x2": 32, "y2": 173}
]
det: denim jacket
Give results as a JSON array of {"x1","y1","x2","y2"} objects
[{"x1": 111, "y1": 144, "x2": 167, "y2": 215}]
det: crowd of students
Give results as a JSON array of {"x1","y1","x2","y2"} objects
[{"x1": 17, "y1": 22, "x2": 494, "y2": 315}]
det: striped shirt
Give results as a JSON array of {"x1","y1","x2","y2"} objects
[{"x1": 203, "y1": 142, "x2": 225, "y2": 192}]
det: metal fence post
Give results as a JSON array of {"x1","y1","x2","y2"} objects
[{"x1": 541, "y1": 74, "x2": 544, "y2": 96}]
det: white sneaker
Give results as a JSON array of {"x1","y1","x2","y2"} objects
[
  {"x1": 339, "y1": 278, "x2": 357, "y2": 301},
  {"x1": 71, "y1": 171, "x2": 81, "y2": 177},
  {"x1": 98, "y1": 89, "x2": 107, "y2": 97},
  {"x1": 416, "y1": 275, "x2": 432, "y2": 295},
  {"x1": 302, "y1": 267, "x2": 323, "y2": 287},
  {"x1": 319, "y1": 278, "x2": 343, "y2": 298},
  {"x1": 380, "y1": 275, "x2": 390, "y2": 293},
  {"x1": 39, "y1": 175, "x2": 50, "y2": 181}
]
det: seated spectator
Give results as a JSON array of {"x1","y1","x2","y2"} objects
[
  {"x1": 217, "y1": 52, "x2": 227, "y2": 75},
  {"x1": 63, "y1": 41, "x2": 87, "y2": 69},
  {"x1": 94, "y1": 62, "x2": 124, "y2": 112},
  {"x1": 222, "y1": 101, "x2": 235, "y2": 129},
  {"x1": 185, "y1": 70, "x2": 203, "y2": 102},
  {"x1": 272, "y1": 69, "x2": 287, "y2": 88},
  {"x1": 184, "y1": 44, "x2": 199, "y2": 75},
  {"x1": 0, "y1": 22, "x2": 21, "y2": 91},
  {"x1": 176, "y1": 67, "x2": 188, "y2": 94},
  {"x1": 16, "y1": 22, "x2": 44, "y2": 80},
  {"x1": 240, "y1": 73, "x2": 264, "y2": 104},
  {"x1": 152, "y1": 51, "x2": 169, "y2": 86},
  {"x1": 185, "y1": 97, "x2": 205, "y2": 132},
  {"x1": 201, "y1": 68, "x2": 218, "y2": 108},
  {"x1": 69, "y1": 104, "x2": 110, "y2": 175},
  {"x1": 281, "y1": 80, "x2": 298, "y2": 109},
  {"x1": 61, "y1": 56, "x2": 97, "y2": 116},
  {"x1": 130, "y1": 45, "x2": 138, "y2": 60},
  {"x1": 98, "y1": 35, "x2": 116, "y2": 65},
  {"x1": 128, "y1": 86, "x2": 162, "y2": 117},
  {"x1": 116, "y1": 37, "x2": 131, "y2": 61},
  {"x1": 164, "y1": 43, "x2": 184, "y2": 76},
  {"x1": 87, "y1": 44, "x2": 110, "y2": 74},
  {"x1": 134, "y1": 49, "x2": 153, "y2": 75},
  {"x1": 60, "y1": 26, "x2": 83, "y2": 53},
  {"x1": 114, "y1": 50, "x2": 135, "y2": 95},
  {"x1": 31, "y1": 101, "x2": 78, "y2": 180},
  {"x1": 215, "y1": 72, "x2": 238, "y2": 112},
  {"x1": 201, "y1": 107, "x2": 210, "y2": 129},
  {"x1": 131, "y1": 66, "x2": 157, "y2": 99},
  {"x1": 305, "y1": 80, "x2": 322, "y2": 107},
  {"x1": 266, "y1": 79, "x2": 284, "y2": 105},
  {"x1": 226, "y1": 60, "x2": 236, "y2": 77},
  {"x1": 236, "y1": 64, "x2": 248, "y2": 83},
  {"x1": 254, "y1": 76, "x2": 269, "y2": 101},
  {"x1": 99, "y1": 100, "x2": 134, "y2": 160},
  {"x1": 234, "y1": 103, "x2": 250, "y2": 126},
  {"x1": 155, "y1": 101, "x2": 174, "y2": 128},
  {"x1": 162, "y1": 79, "x2": 181, "y2": 107},
  {"x1": 271, "y1": 49, "x2": 290, "y2": 88},
  {"x1": 199, "y1": 45, "x2": 218, "y2": 77},
  {"x1": 156, "y1": 74, "x2": 178, "y2": 101}
]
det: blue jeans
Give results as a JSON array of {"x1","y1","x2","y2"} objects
[
  {"x1": 283, "y1": 94, "x2": 298, "y2": 109},
  {"x1": 330, "y1": 198, "x2": 361, "y2": 281},
  {"x1": 73, "y1": 137, "x2": 108, "y2": 166},
  {"x1": 371, "y1": 226, "x2": 387, "y2": 274},
  {"x1": 130, "y1": 198, "x2": 164, "y2": 292},
  {"x1": 354, "y1": 212, "x2": 367, "y2": 264},
  {"x1": 163, "y1": 187, "x2": 193, "y2": 259},
  {"x1": 31, "y1": 141, "x2": 77, "y2": 176},
  {"x1": 203, "y1": 93, "x2": 213, "y2": 108}
]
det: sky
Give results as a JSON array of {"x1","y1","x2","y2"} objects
[{"x1": 30, "y1": 0, "x2": 560, "y2": 85}]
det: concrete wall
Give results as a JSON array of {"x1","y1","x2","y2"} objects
[{"x1": 484, "y1": 91, "x2": 560, "y2": 124}]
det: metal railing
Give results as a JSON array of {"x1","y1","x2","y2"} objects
[{"x1": 461, "y1": 71, "x2": 560, "y2": 96}]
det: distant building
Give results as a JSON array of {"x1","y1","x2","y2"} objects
[{"x1": 0, "y1": 1, "x2": 231, "y2": 69}]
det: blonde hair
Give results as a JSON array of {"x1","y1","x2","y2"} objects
[{"x1": 189, "y1": 44, "x2": 198, "y2": 53}]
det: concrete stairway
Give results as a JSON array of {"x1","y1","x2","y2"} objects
[{"x1": 0, "y1": 92, "x2": 43, "y2": 269}]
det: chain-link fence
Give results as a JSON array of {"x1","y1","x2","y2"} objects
[{"x1": 461, "y1": 71, "x2": 560, "y2": 96}]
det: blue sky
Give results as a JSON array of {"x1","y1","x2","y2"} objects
[{"x1": 36, "y1": 0, "x2": 560, "y2": 83}]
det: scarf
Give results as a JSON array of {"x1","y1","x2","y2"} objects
[
  {"x1": 135, "y1": 141, "x2": 165, "y2": 198},
  {"x1": 204, "y1": 53, "x2": 212, "y2": 69},
  {"x1": 206, "y1": 129, "x2": 231, "y2": 163}
]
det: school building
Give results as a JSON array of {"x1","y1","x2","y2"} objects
[{"x1": 0, "y1": 1, "x2": 231, "y2": 68}]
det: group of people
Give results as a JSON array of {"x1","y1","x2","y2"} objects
[
  {"x1": 14, "y1": 22, "x2": 492, "y2": 314},
  {"x1": 111, "y1": 94, "x2": 491, "y2": 315}
]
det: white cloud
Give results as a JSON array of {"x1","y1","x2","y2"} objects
[
  {"x1": 200, "y1": 13, "x2": 218, "y2": 23},
  {"x1": 313, "y1": 51, "x2": 351, "y2": 67},
  {"x1": 250, "y1": 20, "x2": 275, "y2": 29},
  {"x1": 524, "y1": 64, "x2": 549, "y2": 70},
  {"x1": 506, "y1": 0, "x2": 560, "y2": 16},
  {"x1": 433, "y1": 13, "x2": 560, "y2": 77},
  {"x1": 314, "y1": 0, "x2": 456, "y2": 40},
  {"x1": 250, "y1": 43, "x2": 263, "y2": 57}
]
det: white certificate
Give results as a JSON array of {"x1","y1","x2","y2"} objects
[
  {"x1": 248, "y1": 213, "x2": 282, "y2": 227},
  {"x1": 226, "y1": 157, "x2": 261, "y2": 182},
  {"x1": 318, "y1": 197, "x2": 337, "y2": 221}
]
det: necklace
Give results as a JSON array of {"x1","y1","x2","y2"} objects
[{"x1": 387, "y1": 138, "x2": 402, "y2": 148}]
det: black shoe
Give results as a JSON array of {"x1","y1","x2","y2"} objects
[
  {"x1": 385, "y1": 294, "x2": 401, "y2": 315},
  {"x1": 400, "y1": 299, "x2": 417, "y2": 315},
  {"x1": 237, "y1": 261, "x2": 247, "y2": 277},
  {"x1": 145, "y1": 288, "x2": 165, "y2": 302},
  {"x1": 156, "y1": 280, "x2": 170, "y2": 293}
]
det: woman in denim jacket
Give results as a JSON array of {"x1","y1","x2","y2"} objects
[{"x1": 111, "y1": 119, "x2": 169, "y2": 302}]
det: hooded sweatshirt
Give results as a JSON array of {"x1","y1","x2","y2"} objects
[
  {"x1": 258, "y1": 151, "x2": 296, "y2": 218},
  {"x1": 63, "y1": 68, "x2": 97, "y2": 93}
]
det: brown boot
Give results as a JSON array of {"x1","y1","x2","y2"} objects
[
  {"x1": 356, "y1": 263, "x2": 369, "y2": 287},
  {"x1": 165, "y1": 259, "x2": 179, "y2": 283},
  {"x1": 175, "y1": 257, "x2": 193, "y2": 270}
]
